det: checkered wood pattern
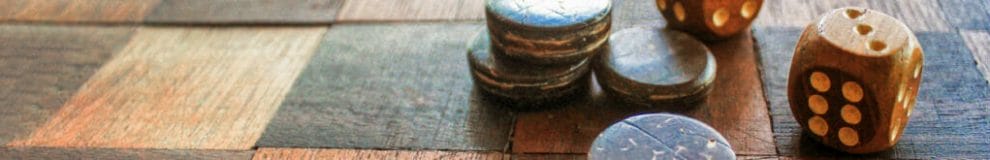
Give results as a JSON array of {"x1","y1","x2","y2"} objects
[{"x1": 1, "y1": 0, "x2": 988, "y2": 159}]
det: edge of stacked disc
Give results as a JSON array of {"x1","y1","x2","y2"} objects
[{"x1": 485, "y1": 0, "x2": 612, "y2": 65}]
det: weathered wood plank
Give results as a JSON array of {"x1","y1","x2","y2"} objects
[
  {"x1": 511, "y1": 31, "x2": 776, "y2": 155},
  {"x1": 253, "y1": 148, "x2": 504, "y2": 160},
  {"x1": 0, "y1": 147, "x2": 253, "y2": 160},
  {"x1": 7, "y1": 27, "x2": 326, "y2": 150},
  {"x1": 145, "y1": 0, "x2": 344, "y2": 24},
  {"x1": 255, "y1": 23, "x2": 515, "y2": 151},
  {"x1": 938, "y1": 0, "x2": 990, "y2": 30},
  {"x1": 336, "y1": 0, "x2": 484, "y2": 22},
  {"x1": 754, "y1": 0, "x2": 950, "y2": 32},
  {"x1": 754, "y1": 27, "x2": 990, "y2": 159},
  {"x1": 511, "y1": 154, "x2": 585, "y2": 160},
  {"x1": 961, "y1": 30, "x2": 990, "y2": 85},
  {"x1": 0, "y1": 0, "x2": 159, "y2": 23},
  {"x1": 0, "y1": 25, "x2": 134, "y2": 145}
]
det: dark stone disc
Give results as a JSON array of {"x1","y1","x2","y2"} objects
[{"x1": 589, "y1": 113, "x2": 735, "y2": 160}]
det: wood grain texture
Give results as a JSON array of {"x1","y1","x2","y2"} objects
[
  {"x1": 0, "y1": 25, "x2": 134, "y2": 145},
  {"x1": 255, "y1": 23, "x2": 515, "y2": 151},
  {"x1": 938, "y1": 0, "x2": 990, "y2": 30},
  {"x1": 511, "y1": 31, "x2": 776, "y2": 155},
  {"x1": 145, "y1": 0, "x2": 344, "y2": 24},
  {"x1": 961, "y1": 30, "x2": 990, "y2": 85},
  {"x1": 754, "y1": 27, "x2": 990, "y2": 159},
  {"x1": 0, "y1": 147, "x2": 254, "y2": 160},
  {"x1": 511, "y1": 154, "x2": 584, "y2": 160},
  {"x1": 336, "y1": 0, "x2": 484, "y2": 22},
  {"x1": 0, "y1": 0, "x2": 159, "y2": 23},
  {"x1": 253, "y1": 148, "x2": 504, "y2": 160},
  {"x1": 7, "y1": 27, "x2": 326, "y2": 150},
  {"x1": 753, "y1": 0, "x2": 950, "y2": 32}
]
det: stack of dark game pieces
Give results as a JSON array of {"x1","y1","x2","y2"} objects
[{"x1": 468, "y1": 0, "x2": 612, "y2": 110}]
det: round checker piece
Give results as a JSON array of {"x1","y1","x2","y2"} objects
[
  {"x1": 593, "y1": 27, "x2": 716, "y2": 107},
  {"x1": 589, "y1": 113, "x2": 735, "y2": 160},
  {"x1": 467, "y1": 30, "x2": 591, "y2": 109},
  {"x1": 486, "y1": 0, "x2": 612, "y2": 65}
]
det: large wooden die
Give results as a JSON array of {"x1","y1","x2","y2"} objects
[
  {"x1": 787, "y1": 7, "x2": 924, "y2": 153},
  {"x1": 655, "y1": 0, "x2": 762, "y2": 41}
]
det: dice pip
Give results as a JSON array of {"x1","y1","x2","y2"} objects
[
  {"x1": 656, "y1": 0, "x2": 763, "y2": 41},
  {"x1": 787, "y1": 7, "x2": 924, "y2": 153}
]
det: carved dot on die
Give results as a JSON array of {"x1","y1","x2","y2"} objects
[
  {"x1": 657, "y1": 0, "x2": 667, "y2": 11},
  {"x1": 842, "y1": 81, "x2": 864, "y2": 103},
  {"x1": 712, "y1": 8, "x2": 729, "y2": 28},
  {"x1": 841, "y1": 104, "x2": 862, "y2": 125},
  {"x1": 868, "y1": 40, "x2": 887, "y2": 52},
  {"x1": 808, "y1": 116, "x2": 829, "y2": 136},
  {"x1": 808, "y1": 95, "x2": 829, "y2": 115},
  {"x1": 810, "y1": 71, "x2": 831, "y2": 92},
  {"x1": 855, "y1": 24, "x2": 873, "y2": 35},
  {"x1": 740, "y1": 0, "x2": 758, "y2": 19},
  {"x1": 838, "y1": 127, "x2": 860, "y2": 146},
  {"x1": 845, "y1": 9, "x2": 864, "y2": 19},
  {"x1": 673, "y1": 2, "x2": 686, "y2": 22}
]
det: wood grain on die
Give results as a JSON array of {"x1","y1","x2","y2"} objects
[
  {"x1": 0, "y1": 25, "x2": 134, "y2": 145},
  {"x1": 512, "y1": 31, "x2": 775, "y2": 155},
  {"x1": 961, "y1": 30, "x2": 990, "y2": 85},
  {"x1": 0, "y1": 147, "x2": 254, "y2": 160},
  {"x1": 145, "y1": 0, "x2": 344, "y2": 24},
  {"x1": 7, "y1": 27, "x2": 326, "y2": 150},
  {"x1": 253, "y1": 148, "x2": 504, "y2": 160},
  {"x1": 255, "y1": 23, "x2": 515, "y2": 151},
  {"x1": 0, "y1": 0, "x2": 159, "y2": 23},
  {"x1": 754, "y1": 27, "x2": 990, "y2": 159},
  {"x1": 336, "y1": 0, "x2": 484, "y2": 22},
  {"x1": 754, "y1": 0, "x2": 950, "y2": 32}
]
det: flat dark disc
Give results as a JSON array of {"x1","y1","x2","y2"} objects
[
  {"x1": 485, "y1": 0, "x2": 612, "y2": 65},
  {"x1": 589, "y1": 113, "x2": 735, "y2": 160},
  {"x1": 594, "y1": 27, "x2": 716, "y2": 105}
]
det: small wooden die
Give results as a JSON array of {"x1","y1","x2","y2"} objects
[
  {"x1": 787, "y1": 7, "x2": 924, "y2": 153},
  {"x1": 656, "y1": 0, "x2": 763, "y2": 41}
]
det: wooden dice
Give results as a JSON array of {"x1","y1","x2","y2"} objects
[
  {"x1": 656, "y1": 0, "x2": 763, "y2": 41},
  {"x1": 590, "y1": 113, "x2": 734, "y2": 160},
  {"x1": 787, "y1": 7, "x2": 924, "y2": 153},
  {"x1": 486, "y1": 0, "x2": 611, "y2": 65},
  {"x1": 594, "y1": 27, "x2": 716, "y2": 107}
]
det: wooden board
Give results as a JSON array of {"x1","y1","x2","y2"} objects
[
  {"x1": 937, "y1": 0, "x2": 990, "y2": 30},
  {"x1": 0, "y1": 147, "x2": 254, "y2": 160},
  {"x1": 512, "y1": 154, "x2": 585, "y2": 160},
  {"x1": 6, "y1": 27, "x2": 326, "y2": 150},
  {"x1": 753, "y1": 27, "x2": 990, "y2": 159},
  {"x1": 255, "y1": 23, "x2": 515, "y2": 151},
  {"x1": 253, "y1": 148, "x2": 503, "y2": 160},
  {"x1": 961, "y1": 30, "x2": 990, "y2": 85},
  {"x1": 753, "y1": 0, "x2": 950, "y2": 32},
  {"x1": 336, "y1": 0, "x2": 484, "y2": 22},
  {"x1": 145, "y1": 0, "x2": 344, "y2": 24},
  {"x1": 511, "y1": 31, "x2": 776, "y2": 155},
  {"x1": 0, "y1": 0, "x2": 159, "y2": 23},
  {"x1": 0, "y1": 25, "x2": 134, "y2": 145}
]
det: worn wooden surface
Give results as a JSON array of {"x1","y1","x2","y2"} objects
[
  {"x1": 512, "y1": 31, "x2": 776, "y2": 155},
  {"x1": 0, "y1": 0, "x2": 159, "y2": 23},
  {"x1": 145, "y1": 0, "x2": 344, "y2": 24},
  {"x1": 7, "y1": 27, "x2": 326, "y2": 150},
  {"x1": 0, "y1": 25, "x2": 134, "y2": 145},
  {"x1": 253, "y1": 148, "x2": 504, "y2": 160},
  {"x1": 336, "y1": 0, "x2": 484, "y2": 22},
  {"x1": 754, "y1": 27, "x2": 990, "y2": 159},
  {"x1": 255, "y1": 23, "x2": 515, "y2": 151},
  {"x1": 0, "y1": 0, "x2": 988, "y2": 159},
  {"x1": 961, "y1": 30, "x2": 990, "y2": 85},
  {"x1": 0, "y1": 147, "x2": 254, "y2": 160}
]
